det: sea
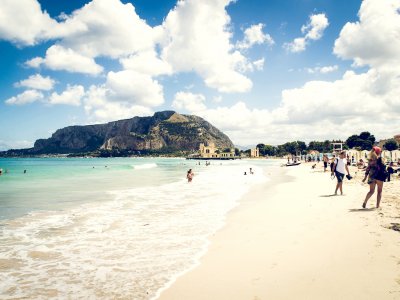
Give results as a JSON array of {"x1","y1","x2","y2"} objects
[{"x1": 0, "y1": 157, "x2": 278, "y2": 299}]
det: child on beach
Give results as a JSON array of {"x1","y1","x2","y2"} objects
[
  {"x1": 362, "y1": 147, "x2": 387, "y2": 208},
  {"x1": 331, "y1": 151, "x2": 351, "y2": 195}
]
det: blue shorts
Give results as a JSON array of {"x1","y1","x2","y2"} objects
[{"x1": 335, "y1": 171, "x2": 344, "y2": 183}]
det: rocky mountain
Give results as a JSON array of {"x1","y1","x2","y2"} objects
[{"x1": 4, "y1": 111, "x2": 234, "y2": 156}]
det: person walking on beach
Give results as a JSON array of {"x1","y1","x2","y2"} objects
[
  {"x1": 331, "y1": 151, "x2": 351, "y2": 195},
  {"x1": 362, "y1": 147, "x2": 387, "y2": 208},
  {"x1": 330, "y1": 155, "x2": 336, "y2": 172},
  {"x1": 323, "y1": 155, "x2": 329, "y2": 172},
  {"x1": 187, "y1": 169, "x2": 194, "y2": 183}
]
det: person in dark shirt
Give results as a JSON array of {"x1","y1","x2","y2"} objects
[{"x1": 362, "y1": 147, "x2": 387, "y2": 208}]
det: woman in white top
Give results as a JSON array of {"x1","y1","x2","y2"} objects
[{"x1": 331, "y1": 151, "x2": 351, "y2": 195}]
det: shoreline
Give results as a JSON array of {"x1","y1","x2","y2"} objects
[
  {"x1": 152, "y1": 162, "x2": 283, "y2": 300},
  {"x1": 158, "y1": 163, "x2": 400, "y2": 299}
]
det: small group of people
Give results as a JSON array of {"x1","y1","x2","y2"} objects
[
  {"x1": 330, "y1": 146, "x2": 390, "y2": 209},
  {"x1": 244, "y1": 167, "x2": 254, "y2": 175},
  {"x1": 0, "y1": 168, "x2": 12, "y2": 175}
]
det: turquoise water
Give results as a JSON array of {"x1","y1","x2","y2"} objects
[
  {"x1": 0, "y1": 157, "x2": 186, "y2": 220},
  {"x1": 0, "y1": 157, "x2": 278, "y2": 299}
]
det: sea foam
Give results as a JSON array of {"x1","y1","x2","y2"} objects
[
  {"x1": 133, "y1": 163, "x2": 158, "y2": 170},
  {"x1": 0, "y1": 162, "x2": 269, "y2": 299}
]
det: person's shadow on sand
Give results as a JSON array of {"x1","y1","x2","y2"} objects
[
  {"x1": 348, "y1": 208, "x2": 375, "y2": 212},
  {"x1": 319, "y1": 194, "x2": 342, "y2": 197}
]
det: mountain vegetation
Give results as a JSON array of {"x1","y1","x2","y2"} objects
[{"x1": 0, "y1": 111, "x2": 234, "y2": 157}]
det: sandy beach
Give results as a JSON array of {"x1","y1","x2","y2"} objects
[{"x1": 159, "y1": 162, "x2": 400, "y2": 300}]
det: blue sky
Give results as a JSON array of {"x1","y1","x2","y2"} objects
[{"x1": 1, "y1": 0, "x2": 399, "y2": 150}]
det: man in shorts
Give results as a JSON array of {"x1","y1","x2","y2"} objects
[{"x1": 331, "y1": 151, "x2": 351, "y2": 195}]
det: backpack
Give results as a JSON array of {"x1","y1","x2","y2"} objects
[{"x1": 376, "y1": 158, "x2": 388, "y2": 180}]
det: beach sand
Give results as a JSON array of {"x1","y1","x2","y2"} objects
[{"x1": 158, "y1": 162, "x2": 400, "y2": 300}]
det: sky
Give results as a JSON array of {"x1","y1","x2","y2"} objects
[{"x1": 1, "y1": 0, "x2": 399, "y2": 150}]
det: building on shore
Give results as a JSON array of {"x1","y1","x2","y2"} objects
[
  {"x1": 250, "y1": 148, "x2": 259, "y2": 158},
  {"x1": 198, "y1": 142, "x2": 235, "y2": 159},
  {"x1": 331, "y1": 142, "x2": 344, "y2": 153}
]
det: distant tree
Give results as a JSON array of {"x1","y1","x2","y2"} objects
[
  {"x1": 384, "y1": 139, "x2": 398, "y2": 151},
  {"x1": 323, "y1": 140, "x2": 331, "y2": 153},
  {"x1": 346, "y1": 135, "x2": 359, "y2": 149},
  {"x1": 346, "y1": 132, "x2": 375, "y2": 150},
  {"x1": 234, "y1": 148, "x2": 240, "y2": 156},
  {"x1": 296, "y1": 141, "x2": 307, "y2": 154},
  {"x1": 359, "y1": 131, "x2": 375, "y2": 144},
  {"x1": 282, "y1": 142, "x2": 297, "y2": 155},
  {"x1": 361, "y1": 140, "x2": 373, "y2": 151},
  {"x1": 384, "y1": 139, "x2": 398, "y2": 161},
  {"x1": 256, "y1": 143, "x2": 266, "y2": 156},
  {"x1": 264, "y1": 145, "x2": 277, "y2": 156},
  {"x1": 308, "y1": 141, "x2": 325, "y2": 153},
  {"x1": 276, "y1": 145, "x2": 286, "y2": 156}
]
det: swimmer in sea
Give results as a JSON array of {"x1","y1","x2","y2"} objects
[{"x1": 187, "y1": 169, "x2": 194, "y2": 183}]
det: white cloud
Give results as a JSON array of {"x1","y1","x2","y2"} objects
[
  {"x1": 320, "y1": 65, "x2": 339, "y2": 74},
  {"x1": 334, "y1": 0, "x2": 400, "y2": 73},
  {"x1": 15, "y1": 74, "x2": 55, "y2": 91},
  {"x1": 213, "y1": 95, "x2": 223, "y2": 103},
  {"x1": 285, "y1": 37, "x2": 306, "y2": 53},
  {"x1": 24, "y1": 57, "x2": 44, "y2": 68},
  {"x1": 83, "y1": 85, "x2": 153, "y2": 123},
  {"x1": 302, "y1": 13, "x2": 329, "y2": 40},
  {"x1": 30, "y1": 45, "x2": 103, "y2": 75},
  {"x1": 284, "y1": 13, "x2": 329, "y2": 53},
  {"x1": 189, "y1": 63, "x2": 400, "y2": 145},
  {"x1": 54, "y1": 0, "x2": 157, "y2": 58},
  {"x1": 49, "y1": 85, "x2": 85, "y2": 106},
  {"x1": 5, "y1": 90, "x2": 44, "y2": 105},
  {"x1": 253, "y1": 58, "x2": 265, "y2": 71},
  {"x1": 7, "y1": 0, "x2": 259, "y2": 106},
  {"x1": 161, "y1": 0, "x2": 253, "y2": 93},
  {"x1": 120, "y1": 50, "x2": 172, "y2": 76},
  {"x1": 0, "y1": 0, "x2": 58, "y2": 46},
  {"x1": 106, "y1": 70, "x2": 164, "y2": 107},
  {"x1": 172, "y1": 92, "x2": 207, "y2": 113},
  {"x1": 236, "y1": 23, "x2": 274, "y2": 49},
  {"x1": 306, "y1": 65, "x2": 338, "y2": 74},
  {"x1": 9, "y1": 0, "x2": 159, "y2": 74},
  {"x1": 0, "y1": 140, "x2": 33, "y2": 151}
]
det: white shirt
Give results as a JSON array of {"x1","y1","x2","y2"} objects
[{"x1": 335, "y1": 158, "x2": 347, "y2": 174}]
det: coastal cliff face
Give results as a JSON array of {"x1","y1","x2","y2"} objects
[{"x1": 31, "y1": 111, "x2": 233, "y2": 154}]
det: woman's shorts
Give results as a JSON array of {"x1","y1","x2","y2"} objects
[{"x1": 335, "y1": 171, "x2": 344, "y2": 183}]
